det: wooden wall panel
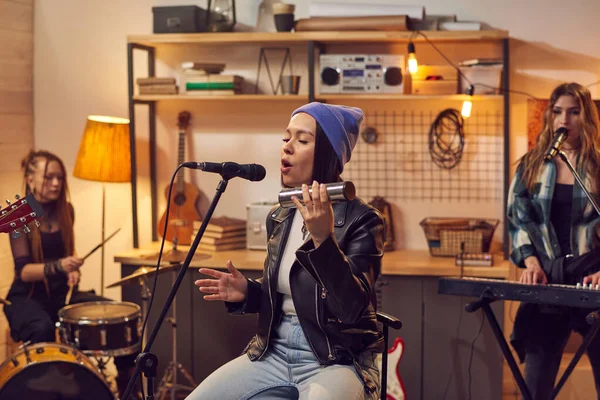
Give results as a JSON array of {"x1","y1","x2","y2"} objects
[{"x1": 0, "y1": 0, "x2": 33, "y2": 362}]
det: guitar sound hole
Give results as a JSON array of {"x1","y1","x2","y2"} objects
[{"x1": 174, "y1": 193, "x2": 187, "y2": 206}]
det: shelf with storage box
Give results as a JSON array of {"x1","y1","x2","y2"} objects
[
  {"x1": 126, "y1": 29, "x2": 510, "y2": 248},
  {"x1": 127, "y1": 30, "x2": 508, "y2": 46}
]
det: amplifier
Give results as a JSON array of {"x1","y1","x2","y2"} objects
[{"x1": 319, "y1": 54, "x2": 405, "y2": 94}]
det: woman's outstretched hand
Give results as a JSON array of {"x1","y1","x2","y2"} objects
[
  {"x1": 195, "y1": 260, "x2": 248, "y2": 302},
  {"x1": 291, "y1": 181, "x2": 334, "y2": 248}
]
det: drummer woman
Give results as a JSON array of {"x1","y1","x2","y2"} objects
[{"x1": 3, "y1": 150, "x2": 139, "y2": 399}]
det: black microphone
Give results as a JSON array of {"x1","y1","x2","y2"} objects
[
  {"x1": 182, "y1": 161, "x2": 266, "y2": 181},
  {"x1": 544, "y1": 127, "x2": 569, "y2": 161}
]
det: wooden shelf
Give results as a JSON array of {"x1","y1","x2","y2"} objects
[
  {"x1": 128, "y1": 30, "x2": 508, "y2": 46},
  {"x1": 133, "y1": 94, "x2": 307, "y2": 101},
  {"x1": 114, "y1": 244, "x2": 510, "y2": 279},
  {"x1": 133, "y1": 94, "x2": 503, "y2": 102},
  {"x1": 319, "y1": 94, "x2": 503, "y2": 101}
]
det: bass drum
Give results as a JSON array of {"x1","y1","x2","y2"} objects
[{"x1": 0, "y1": 342, "x2": 114, "y2": 400}]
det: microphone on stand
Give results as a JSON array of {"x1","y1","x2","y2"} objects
[
  {"x1": 544, "y1": 127, "x2": 569, "y2": 161},
  {"x1": 183, "y1": 161, "x2": 266, "y2": 181},
  {"x1": 279, "y1": 181, "x2": 356, "y2": 208}
]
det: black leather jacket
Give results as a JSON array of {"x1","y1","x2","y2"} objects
[{"x1": 227, "y1": 197, "x2": 385, "y2": 392}]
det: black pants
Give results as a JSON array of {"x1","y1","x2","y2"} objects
[
  {"x1": 523, "y1": 306, "x2": 600, "y2": 400},
  {"x1": 4, "y1": 290, "x2": 138, "y2": 394}
]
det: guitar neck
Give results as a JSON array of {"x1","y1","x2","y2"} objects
[{"x1": 177, "y1": 129, "x2": 185, "y2": 191}]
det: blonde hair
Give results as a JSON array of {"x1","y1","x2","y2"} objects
[{"x1": 520, "y1": 82, "x2": 600, "y2": 193}]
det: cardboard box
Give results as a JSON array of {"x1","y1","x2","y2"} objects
[
  {"x1": 411, "y1": 65, "x2": 458, "y2": 95},
  {"x1": 412, "y1": 80, "x2": 458, "y2": 95},
  {"x1": 459, "y1": 65, "x2": 503, "y2": 94}
]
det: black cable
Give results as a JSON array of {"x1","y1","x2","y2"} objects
[
  {"x1": 467, "y1": 310, "x2": 485, "y2": 400},
  {"x1": 139, "y1": 165, "x2": 181, "y2": 348},
  {"x1": 587, "y1": 80, "x2": 600, "y2": 88},
  {"x1": 428, "y1": 108, "x2": 465, "y2": 169},
  {"x1": 439, "y1": 297, "x2": 465, "y2": 400}
]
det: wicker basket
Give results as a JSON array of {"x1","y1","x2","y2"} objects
[{"x1": 419, "y1": 217, "x2": 499, "y2": 257}]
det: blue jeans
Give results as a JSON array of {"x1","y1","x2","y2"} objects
[{"x1": 187, "y1": 315, "x2": 380, "y2": 400}]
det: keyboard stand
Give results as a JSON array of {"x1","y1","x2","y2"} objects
[{"x1": 465, "y1": 290, "x2": 600, "y2": 400}]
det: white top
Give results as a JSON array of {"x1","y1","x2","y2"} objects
[{"x1": 277, "y1": 211, "x2": 306, "y2": 315}]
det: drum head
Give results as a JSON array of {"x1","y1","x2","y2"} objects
[
  {"x1": 59, "y1": 301, "x2": 140, "y2": 324},
  {"x1": 0, "y1": 360, "x2": 114, "y2": 400}
]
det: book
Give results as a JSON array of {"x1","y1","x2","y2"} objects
[
  {"x1": 186, "y1": 82, "x2": 240, "y2": 90},
  {"x1": 181, "y1": 62, "x2": 226, "y2": 73},
  {"x1": 457, "y1": 58, "x2": 503, "y2": 67},
  {"x1": 198, "y1": 230, "x2": 247, "y2": 239},
  {"x1": 138, "y1": 84, "x2": 179, "y2": 95},
  {"x1": 439, "y1": 21, "x2": 481, "y2": 31},
  {"x1": 185, "y1": 90, "x2": 240, "y2": 96},
  {"x1": 194, "y1": 217, "x2": 246, "y2": 233},
  {"x1": 199, "y1": 235, "x2": 247, "y2": 245},
  {"x1": 136, "y1": 77, "x2": 176, "y2": 85},
  {"x1": 197, "y1": 241, "x2": 247, "y2": 252},
  {"x1": 309, "y1": 1, "x2": 425, "y2": 20},
  {"x1": 184, "y1": 74, "x2": 243, "y2": 84}
]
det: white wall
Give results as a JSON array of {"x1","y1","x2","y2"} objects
[{"x1": 34, "y1": 0, "x2": 600, "y2": 297}]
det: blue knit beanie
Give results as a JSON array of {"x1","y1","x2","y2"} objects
[{"x1": 291, "y1": 102, "x2": 363, "y2": 171}]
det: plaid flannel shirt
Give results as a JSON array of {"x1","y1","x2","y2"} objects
[{"x1": 507, "y1": 160, "x2": 600, "y2": 268}]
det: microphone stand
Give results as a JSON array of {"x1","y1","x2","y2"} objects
[{"x1": 121, "y1": 177, "x2": 230, "y2": 400}]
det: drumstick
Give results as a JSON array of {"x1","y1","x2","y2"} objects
[
  {"x1": 82, "y1": 228, "x2": 121, "y2": 261},
  {"x1": 65, "y1": 285, "x2": 73, "y2": 305}
]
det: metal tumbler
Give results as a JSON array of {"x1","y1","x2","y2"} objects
[{"x1": 278, "y1": 181, "x2": 356, "y2": 208}]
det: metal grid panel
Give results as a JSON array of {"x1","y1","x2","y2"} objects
[{"x1": 342, "y1": 109, "x2": 504, "y2": 202}]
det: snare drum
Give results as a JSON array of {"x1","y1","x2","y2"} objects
[
  {"x1": 0, "y1": 342, "x2": 114, "y2": 400},
  {"x1": 58, "y1": 301, "x2": 142, "y2": 357}
]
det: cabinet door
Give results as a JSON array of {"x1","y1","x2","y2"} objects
[
  {"x1": 191, "y1": 269, "x2": 262, "y2": 382},
  {"x1": 378, "y1": 275, "x2": 423, "y2": 400},
  {"x1": 422, "y1": 277, "x2": 503, "y2": 400}
]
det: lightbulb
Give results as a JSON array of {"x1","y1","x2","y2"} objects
[
  {"x1": 461, "y1": 84, "x2": 475, "y2": 118},
  {"x1": 407, "y1": 41, "x2": 418, "y2": 74},
  {"x1": 461, "y1": 100, "x2": 472, "y2": 118},
  {"x1": 408, "y1": 53, "x2": 418, "y2": 74}
]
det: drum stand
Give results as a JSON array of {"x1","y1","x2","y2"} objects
[{"x1": 156, "y1": 268, "x2": 197, "y2": 400}]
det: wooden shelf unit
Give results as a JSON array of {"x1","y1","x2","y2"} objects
[
  {"x1": 127, "y1": 30, "x2": 508, "y2": 46},
  {"x1": 126, "y1": 30, "x2": 510, "y2": 249}
]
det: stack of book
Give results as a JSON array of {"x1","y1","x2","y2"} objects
[
  {"x1": 136, "y1": 77, "x2": 178, "y2": 95},
  {"x1": 193, "y1": 216, "x2": 247, "y2": 252},
  {"x1": 182, "y1": 62, "x2": 244, "y2": 96}
]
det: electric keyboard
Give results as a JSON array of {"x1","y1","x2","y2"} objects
[{"x1": 438, "y1": 277, "x2": 600, "y2": 308}]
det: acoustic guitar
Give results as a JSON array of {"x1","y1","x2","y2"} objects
[{"x1": 157, "y1": 111, "x2": 203, "y2": 245}]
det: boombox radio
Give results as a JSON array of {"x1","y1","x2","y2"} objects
[{"x1": 319, "y1": 54, "x2": 405, "y2": 94}]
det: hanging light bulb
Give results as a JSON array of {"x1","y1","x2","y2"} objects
[
  {"x1": 461, "y1": 85, "x2": 474, "y2": 118},
  {"x1": 407, "y1": 41, "x2": 418, "y2": 74}
]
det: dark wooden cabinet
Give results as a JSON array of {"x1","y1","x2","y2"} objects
[{"x1": 121, "y1": 264, "x2": 503, "y2": 399}]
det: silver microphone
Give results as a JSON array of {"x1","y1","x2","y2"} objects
[
  {"x1": 278, "y1": 181, "x2": 356, "y2": 208},
  {"x1": 544, "y1": 127, "x2": 569, "y2": 161}
]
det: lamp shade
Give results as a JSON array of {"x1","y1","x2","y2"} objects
[{"x1": 74, "y1": 115, "x2": 131, "y2": 182}]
